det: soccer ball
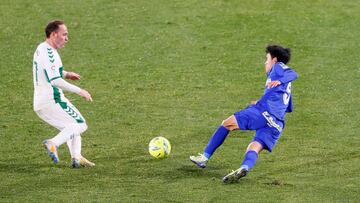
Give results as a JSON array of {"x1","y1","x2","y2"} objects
[{"x1": 148, "y1": 136, "x2": 171, "y2": 159}]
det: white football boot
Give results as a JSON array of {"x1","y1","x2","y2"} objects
[
  {"x1": 222, "y1": 166, "x2": 249, "y2": 184},
  {"x1": 71, "y1": 156, "x2": 95, "y2": 168},
  {"x1": 190, "y1": 153, "x2": 208, "y2": 168}
]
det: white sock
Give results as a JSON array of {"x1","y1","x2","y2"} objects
[
  {"x1": 66, "y1": 135, "x2": 82, "y2": 159},
  {"x1": 72, "y1": 135, "x2": 82, "y2": 159}
]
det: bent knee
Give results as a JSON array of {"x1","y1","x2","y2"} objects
[
  {"x1": 68, "y1": 123, "x2": 87, "y2": 134},
  {"x1": 221, "y1": 115, "x2": 239, "y2": 131},
  {"x1": 246, "y1": 141, "x2": 263, "y2": 153}
]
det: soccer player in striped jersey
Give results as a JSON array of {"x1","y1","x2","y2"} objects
[
  {"x1": 33, "y1": 20, "x2": 95, "y2": 168},
  {"x1": 190, "y1": 45, "x2": 298, "y2": 183}
]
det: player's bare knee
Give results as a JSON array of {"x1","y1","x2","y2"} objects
[
  {"x1": 221, "y1": 119, "x2": 231, "y2": 130},
  {"x1": 222, "y1": 124, "x2": 236, "y2": 131},
  {"x1": 222, "y1": 116, "x2": 239, "y2": 131},
  {"x1": 221, "y1": 119, "x2": 226, "y2": 126},
  {"x1": 221, "y1": 116, "x2": 231, "y2": 126},
  {"x1": 246, "y1": 141, "x2": 263, "y2": 153}
]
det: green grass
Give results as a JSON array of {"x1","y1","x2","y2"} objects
[{"x1": 1, "y1": 0, "x2": 360, "y2": 202}]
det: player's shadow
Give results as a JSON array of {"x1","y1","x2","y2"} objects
[
  {"x1": 177, "y1": 164, "x2": 223, "y2": 173},
  {"x1": 172, "y1": 164, "x2": 257, "y2": 185},
  {"x1": 160, "y1": 163, "x2": 227, "y2": 182}
]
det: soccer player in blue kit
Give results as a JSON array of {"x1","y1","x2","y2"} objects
[{"x1": 190, "y1": 45, "x2": 298, "y2": 183}]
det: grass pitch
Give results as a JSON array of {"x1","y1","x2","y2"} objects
[{"x1": 1, "y1": 0, "x2": 360, "y2": 202}]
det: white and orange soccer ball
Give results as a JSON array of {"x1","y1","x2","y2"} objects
[{"x1": 148, "y1": 136, "x2": 171, "y2": 159}]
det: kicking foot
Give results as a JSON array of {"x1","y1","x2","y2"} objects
[{"x1": 189, "y1": 153, "x2": 208, "y2": 168}]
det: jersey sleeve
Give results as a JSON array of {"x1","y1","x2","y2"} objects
[
  {"x1": 279, "y1": 68, "x2": 298, "y2": 84},
  {"x1": 286, "y1": 95, "x2": 293, "y2": 113},
  {"x1": 272, "y1": 63, "x2": 298, "y2": 84},
  {"x1": 51, "y1": 78, "x2": 81, "y2": 94}
]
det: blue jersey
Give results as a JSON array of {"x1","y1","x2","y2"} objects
[{"x1": 255, "y1": 62, "x2": 298, "y2": 121}]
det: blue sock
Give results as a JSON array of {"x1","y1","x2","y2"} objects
[
  {"x1": 241, "y1": 150, "x2": 258, "y2": 170},
  {"x1": 203, "y1": 125, "x2": 229, "y2": 159}
]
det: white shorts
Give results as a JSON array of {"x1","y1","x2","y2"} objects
[{"x1": 35, "y1": 100, "x2": 86, "y2": 131}]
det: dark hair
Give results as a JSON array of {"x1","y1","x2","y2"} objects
[
  {"x1": 266, "y1": 45, "x2": 291, "y2": 64},
  {"x1": 45, "y1": 20, "x2": 64, "y2": 38}
]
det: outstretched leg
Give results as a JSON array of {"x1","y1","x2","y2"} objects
[
  {"x1": 223, "y1": 141, "x2": 263, "y2": 183},
  {"x1": 190, "y1": 115, "x2": 239, "y2": 168}
]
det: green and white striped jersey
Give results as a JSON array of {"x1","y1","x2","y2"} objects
[{"x1": 33, "y1": 42, "x2": 65, "y2": 111}]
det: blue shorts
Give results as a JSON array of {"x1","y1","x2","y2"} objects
[{"x1": 234, "y1": 105, "x2": 284, "y2": 152}]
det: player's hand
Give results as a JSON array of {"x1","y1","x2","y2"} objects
[
  {"x1": 65, "y1": 72, "x2": 81, "y2": 80},
  {"x1": 79, "y1": 89, "x2": 93, "y2": 102},
  {"x1": 251, "y1": 100, "x2": 258, "y2": 105},
  {"x1": 267, "y1": 80, "x2": 281, "y2": 88}
]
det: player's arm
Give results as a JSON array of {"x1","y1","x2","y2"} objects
[
  {"x1": 51, "y1": 78, "x2": 93, "y2": 101},
  {"x1": 268, "y1": 67, "x2": 298, "y2": 88},
  {"x1": 278, "y1": 69, "x2": 298, "y2": 84},
  {"x1": 62, "y1": 70, "x2": 81, "y2": 80},
  {"x1": 40, "y1": 50, "x2": 92, "y2": 101}
]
